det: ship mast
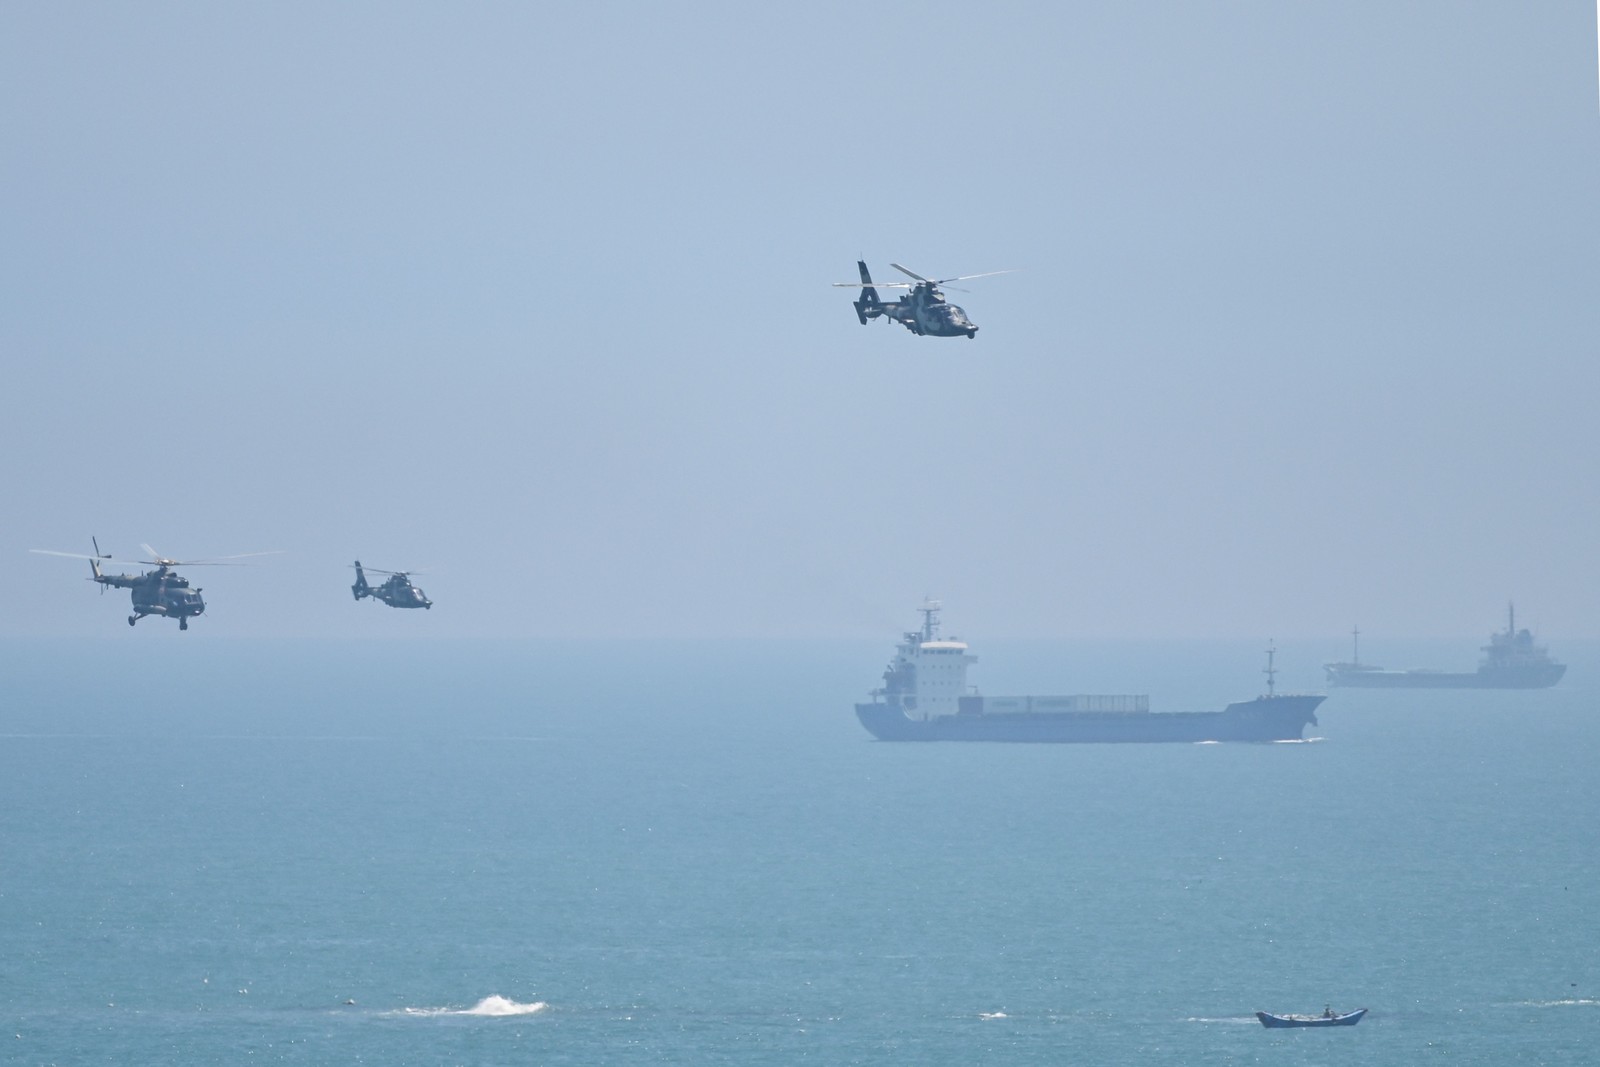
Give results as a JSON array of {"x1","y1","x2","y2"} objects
[
  {"x1": 1351, "y1": 625, "x2": 1360, "y2": 666},
  {"x1": 1263, "y1": 639, "x2": 1278, "y2": 696},
  {"x1": 918, "y1": 598, "x2": 942, "y2": 643}
]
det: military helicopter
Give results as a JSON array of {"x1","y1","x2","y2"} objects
[
  {"x1": 351, "y1": 561, "x2": 431, "y2": 609},
  {"x1": 833, "y1": 260, "x2": 1015, "y2": 338},
  {"x1": 31, "y1": 539, "x2": 280, "y2": 630}
]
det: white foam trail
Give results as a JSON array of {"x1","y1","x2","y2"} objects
[
  {"x1": 462, "y1": 996, "x2": 548, "y2": 1016},
  {"x1": 398, "y1": 996, "x2": 548, "y2": 1017},
  {"x1": 979, "y1": 1011, "x2": 1008, "y2": 1020},
  {"x1": 1523, "y1": 998, "x2": 1598, "y2": 1007}
]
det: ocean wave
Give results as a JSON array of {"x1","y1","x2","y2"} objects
[
  {"x1": 979, "y1": 1011, "x2": 1008, "y2": 1020},
  {"x1": 1521, "y1": 999, "x2": 1599, "y2": 1008},
  {"x1": 398, "y1": 996, "x2": 548, "y2": 1018}
]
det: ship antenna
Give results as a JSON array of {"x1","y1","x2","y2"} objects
[
  {"x1": 1508, "y1": 600, "x2": 1515, "y2": 635},
  {"x1": 1264, "y1": 639, "x2": 1278, "y2": 696},
  {"x1": 918, "y1": 598, "x2": 942, "y2": 643},
  {"x1": 1352, "y1": 625, "x2": 1360, "y2": 666}
]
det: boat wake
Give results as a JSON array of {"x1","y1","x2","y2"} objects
[
  {"x1": 1521, "y1": 998, "x2": 1599, "y2": 1008},
  {"x1": 397, "y1": 996, "x2": 548, "y2": 1018},
  {"x1": 1184, "y1": 1016, "x2": 1257, "y2": 1025},
  {"x1": 978, "y1": 1011, "x2": 1008, "y2": 1020}
]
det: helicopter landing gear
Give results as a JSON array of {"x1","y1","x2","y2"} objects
[{"x1": 179, "y1": 617, "x2": 188, "y2": 631}]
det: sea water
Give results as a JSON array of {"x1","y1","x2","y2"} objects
[{"x1": 2, "y1": 637, "x2": 1596, "y2": 1065}]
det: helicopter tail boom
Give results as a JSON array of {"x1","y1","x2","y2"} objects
[
  {"x1": 351, "y1": 560, "x2": 371, "y2": 601},
  {"x1": 852, "y1": 259, "x2": 883, "y2": 325}
]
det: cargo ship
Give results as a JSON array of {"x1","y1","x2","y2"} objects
[
  {"x1": 1323, "y1": 606, "x2": 1565, "y2": 689},
  {"x1": 854, "y1": 603, "x2": 1323, "y2": 743}
]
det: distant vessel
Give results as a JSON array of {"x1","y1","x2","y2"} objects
[
  {"x1": 1323, "y1": 606, "x2": 1565, "y2": 689},
  {"x1": 1256, "y1": 1007, "x2": 1366, "y2": 1028},
  {"x1": 854, "y1": 602, "x2": 1323, "y2": 743}
]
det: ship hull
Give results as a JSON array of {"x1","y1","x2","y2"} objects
[
  {"x1": 855, "y1": 695, "x2": 1323, "y2": 743},
  {"x1": 1325, "y1": 665, "x2": 1564, "y2": 689},
  {"x1": 1256, "y1": 1008, "x2": 1366, "y2": 1028}
]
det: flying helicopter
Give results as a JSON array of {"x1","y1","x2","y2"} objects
[
  {"x1": 351, "y1": 561, "x2": 431, "y2": 609},
  {"x1": 30, "y1": 539, "x2": 280, "y2": 630},
  {"x1": 833, "y1": 260, "x2": 1015, "y2": 338}
]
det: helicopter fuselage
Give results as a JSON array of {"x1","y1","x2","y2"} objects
[
  {"x1": 372, "y1": 575, "x2": 431, "y2": 609},
  {"x1": 97, "y1": 566, "x2": 205, "y2": 628},
  {"x1": 880, "y1": 284, "x2": 978, "y2": 337}
]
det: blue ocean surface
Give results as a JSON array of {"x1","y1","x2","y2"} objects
[{"x1": 2, "y1": 637, "x2": 1597, "y2": 1065}]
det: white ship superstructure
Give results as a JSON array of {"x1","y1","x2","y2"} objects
[{"x1": 872, "y1": 600, "x2": 976, "y2": 720}]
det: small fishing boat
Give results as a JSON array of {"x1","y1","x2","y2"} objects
[{"x1": 1256, "y1": 1006, "x2": 1366, "y2": 1028}]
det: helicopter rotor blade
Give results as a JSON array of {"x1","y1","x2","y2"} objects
[
  {"x1": 31, "y1": 549, "x2": 151, "y2": 566},
  {"x1": 890, "y1": 263, "x2": 931, "y2": 283},
  {"x1": 888, "y1": 264, "x2": 1019, "y2": 286},
  {"x1": 119, "y1": 550, "x2": 285, "y2": 567},
  {"x1": 933, "y1": 269, "x2": 1019, "y2": 284},
  {"x1": 34, "y1": 546, "x2": 280, "y2": 569},
  {"x1": 832, "y1": 281, "x2": 912, "y2": 289},
  {"x1": 31, "y1": 549, "x2": 104, "y2": 561},
  {"x1": 178, "y1": 550, "x2": 285, "y2": 565}
]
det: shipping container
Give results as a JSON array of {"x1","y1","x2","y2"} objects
[{"x1": 971, "y1": 694, "x2": 1151, "y2": 714}]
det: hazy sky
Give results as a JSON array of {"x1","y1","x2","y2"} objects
[{"x1": 5, "y1": 2, "x2": 1598, "y2": 641}]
